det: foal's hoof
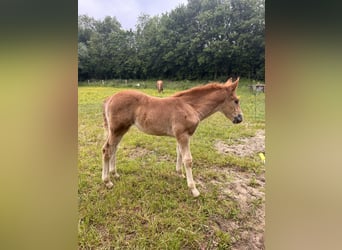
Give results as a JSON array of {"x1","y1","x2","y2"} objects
[
  {"x1": 105, "y1": 181, "x2": 114, "y2": 189},
  {"x1": 113, "y1": 173, "x2": 120, "y2": 178},
  {"x1": 191, "y1": 188, "x2": 200, "y2": 197},
  {"x1": 178, "y1": 173, "x2": 186, "y2": 178},
  {"x1": 176, "y1": 170, "x2": 185, "y2": 178}
]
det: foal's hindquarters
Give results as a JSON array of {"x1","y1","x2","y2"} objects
[{"x1": 101, "y1": 94, "x2": 134, "y2": 189}]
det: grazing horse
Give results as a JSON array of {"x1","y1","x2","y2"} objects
[
  {"x1": 102, "y1": 77, "x2": 242, "y2": 197},
  {"x1": 156, "y1": 80, "x2": 163, "y2": 93}
]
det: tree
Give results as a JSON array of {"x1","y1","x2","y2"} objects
[{"x1": 78, "y1": 0, "x2": 265, "y2": 82}]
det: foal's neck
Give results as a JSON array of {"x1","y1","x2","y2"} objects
[{"x1": 175, "y1": 85, "x2": 225, "y2": 121}]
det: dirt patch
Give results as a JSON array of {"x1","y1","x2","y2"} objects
[
  {"x1": 206, "y1": 130, "x2": 265, "y2": 249},
  {"x1": 223, "y1": 169, "x2": 264, "y2": 249},
  {"x1": 214, "y1": 130, "x2": 265, "y2": 157},
  {"x1": 128, "y1": 146, "x2": 152, "y2": 159},
  {"x1": 127, "y1": 146, "x2": 173, "y2": 163},
  {"x1": 197, "y1": 167, "x2": 265, "y2": 249}
]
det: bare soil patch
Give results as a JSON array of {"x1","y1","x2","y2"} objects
[
  {"x1": 214, "y1": 130, "x2": 265, "y2": 157},
  {"x1": 223, "y1": 169, "x2": 264, "y2": 249},
  {"x1": 197, "y1": 167, "x2": 265, "y2": 249},
  {"x1": 209, "y1": 129, "x2": 265, "y2": 249},
  {"x1": 127, "y1": 146, "x2": 152, "y2": 159},
  {"x1": 127, "y1": 146, "x2": 173, "y2": 163}
]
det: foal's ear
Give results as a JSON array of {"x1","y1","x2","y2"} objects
[
  {"x1": 225, "y1": 77, "x2": 233, "y2": 85},
  {"x1": 231, "y1": 77, "x2": 240, "y2": 92}
]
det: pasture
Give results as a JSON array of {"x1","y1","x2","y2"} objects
[{"x1": 78, "y1": 80, "x2": 265, "y2": 249}]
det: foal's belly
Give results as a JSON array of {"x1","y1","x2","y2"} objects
[
  {"x1": 134, "y1": 110, "x2": 173, "y2": 136},
  {"x1": 134, "y1": 119, "x2": 173, "y2": 137}
]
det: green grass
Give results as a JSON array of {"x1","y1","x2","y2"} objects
[{"x1": 78, "y1": 81, "x2": 265, "y2": 249}]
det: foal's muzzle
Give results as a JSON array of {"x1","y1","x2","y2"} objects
[{"x1": 233, "y1": 114, "x2": 243, "y2": 124}]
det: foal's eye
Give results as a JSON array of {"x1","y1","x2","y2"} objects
[{"x1": 234, "y1": 99, "x2": 239, "y2": 104}]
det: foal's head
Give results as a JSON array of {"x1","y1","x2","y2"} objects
[{"x1": 220, "y1": 77, "x2": 243, "y2": 124}]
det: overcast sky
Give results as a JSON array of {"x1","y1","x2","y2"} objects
[{"x1": 78, "y1": 0, "x2": 188, "y2": 30}]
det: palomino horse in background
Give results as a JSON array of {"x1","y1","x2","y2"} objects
[
  {"x1": 102, "y1": 77, "x2": 242, "y2": 197},
  {"x1": 156, "y1": 80, "x2": 163, "y2": 93}
]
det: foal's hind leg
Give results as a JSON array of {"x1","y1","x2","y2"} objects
[
  {"x1": 177, "y1": 135, "x2": 200, "y2": 197},
  {"x1": 102, "y1": 131, "x2": 125, "y2": 188},
  {"x1": 102, "y1": 139, "x2": 114, "y2": 188},
  {"x1": 109, "y1": 135, "x2": 123, "y2": 178},
  {"x1": 176, "y1": 143, "x2": 185, "y2": 178}
]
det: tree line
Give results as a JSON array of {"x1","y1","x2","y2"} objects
[{"x1": 78, "y1": 0, "x2": 264, "y2": 82}]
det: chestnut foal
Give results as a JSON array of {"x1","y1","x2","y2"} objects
[{"x1": 102, "y1": 78, "x2": 242, "y2": 197}]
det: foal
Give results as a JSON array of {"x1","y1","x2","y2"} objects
[{"x1": 102, "y1": 78, "x2": 243, "y2": 197}]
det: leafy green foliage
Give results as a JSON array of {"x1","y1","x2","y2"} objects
[{"x1": 78, "y1": 0, "x2": 265, "y2": 81}]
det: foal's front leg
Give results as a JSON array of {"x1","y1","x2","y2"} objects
[{"x1": 177, "y1": 136, "x2": 200, "y2": 197}]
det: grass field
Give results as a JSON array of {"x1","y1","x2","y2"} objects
[{"x1": 78, "y1": 80, "x2": 265, "y2": 249}]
